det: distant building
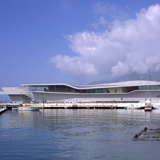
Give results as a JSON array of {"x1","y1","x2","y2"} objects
[{"x1": 1, "y1": 80, "x2": 160, "y2": 103}]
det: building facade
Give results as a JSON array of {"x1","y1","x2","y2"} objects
[
  {"x1": 23, "y1": 80, "x2": 160, "y2": 103},
  {"x1": 1, "y1": 80, "x2": 160, "y2": 103}
]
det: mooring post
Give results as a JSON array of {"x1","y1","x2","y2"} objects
[{"x1": 42, "y1": 98, "x2": 44, "y2": 109}]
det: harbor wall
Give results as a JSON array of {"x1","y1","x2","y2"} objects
[{"x1": 1, "y1": 101, "x2": 160, "y2": 110}]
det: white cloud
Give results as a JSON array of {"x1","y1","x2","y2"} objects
[
  {"x1": 51, "y1": 4, "x2": 160, "y2": 82},
  {"x1": 50, "y1": 55, "x2": 97, "y2": 79},
  {"x1": 91, "y1": 17, "x2": 108, "y2": 29}
]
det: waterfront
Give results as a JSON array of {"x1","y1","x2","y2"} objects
[{"x1": 1, "y1": 109, "x2": 160, "y2": 160}]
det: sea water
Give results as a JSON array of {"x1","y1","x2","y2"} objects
[{"x1": 1, "y1": 109, "x2": 160, "y2": 160}]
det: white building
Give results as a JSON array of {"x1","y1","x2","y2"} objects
[
  {"x1": 24, "y1": 80, "x2": 160, "y2": 103},
  {"x1": 1, "y1": 80, "x2": 160, "y2": 103}
]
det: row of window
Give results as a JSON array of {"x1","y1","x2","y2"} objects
[
  {"x1": 29, "y1": 85, "x2": 109, "y2": 93},
  {"x1": 29, "y1": 85, "x2": 160, "y2": 93}
]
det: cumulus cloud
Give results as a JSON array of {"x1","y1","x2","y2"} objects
[
  {"x1": 92, "y1": 17, "x2": 108, "y2": 29},
  {"x1": 51, "y1": 4, "x2": 160, "y2": 82},
  {"x1": 51, "y1": 55, "x2": 97, "y2": 79}
]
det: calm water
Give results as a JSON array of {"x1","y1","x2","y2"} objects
[{"x1": 1, "y1": 109, "x2": 160, "y2": 160}]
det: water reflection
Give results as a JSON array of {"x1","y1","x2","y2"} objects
[
  {"x1": 1, "y1": 109, "x2": 160, "y2": 160},
  {"x1": 5, "y1": 109, "x2": 160, "y2": 131}
]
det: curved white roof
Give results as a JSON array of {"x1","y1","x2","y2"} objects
[{"x1": 23, "y1": 80, "x2": 160, "y2": 90}]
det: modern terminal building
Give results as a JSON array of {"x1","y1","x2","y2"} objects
[
  {"x1": 0, "y1": 87, "x2": 31, "y2": 103},
  {"x1": 1, "y1": 80, "x2": 160, "y2": 103}
]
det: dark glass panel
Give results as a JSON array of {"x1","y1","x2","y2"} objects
[
  {"x1": 127, "y1": 86, "x2": 139, "y2": 92},
  {"x1": 138, "y1": 85, "x2": 160, "y2": 90}
]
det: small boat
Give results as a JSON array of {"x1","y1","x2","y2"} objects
[
  {"x1": 12, "y1": 107, "x2": 18, "y2": 110},
  {"x1": 18, "y1": 103, "x2": 41, "y2": 111},
  {"x1": 144, "y1": 106, "x2": 152, "y2": 111},
  {"x1": 18, "y1": 106, "x2": 41, "y2": 111},
  {"x1": 144, "y1": 99, "x2": 152, "y2": 111}
]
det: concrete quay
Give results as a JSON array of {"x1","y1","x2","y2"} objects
[
  {"x1": 0, "y1": 108, "x2": 7, "y2": 115},
  {"x1": 1, "y1": 101, "x2": 160, "y2": 110},
  {"x1": 31, "y1": 101, "x2": 160, "y2": 109}
]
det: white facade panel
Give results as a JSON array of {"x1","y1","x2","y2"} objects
[
  {"x1": 0, "y1": 87, "x2": 31, "y2": 103},
  {"x1": 32, "y1": 90, "x2": 160, "y2": 102}
]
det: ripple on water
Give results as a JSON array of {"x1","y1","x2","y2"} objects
[{"x1": 1, "y1": 109, "x2": 160, "y2": 160}]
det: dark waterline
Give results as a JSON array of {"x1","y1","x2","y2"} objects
[{"x1": 1, "y1": 109, "x2": 160, "y2": 160}]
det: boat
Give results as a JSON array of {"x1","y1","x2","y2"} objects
[
  {"x1": 18, "y1": 104, "x2": 41, "y2": 111},
  {"x1": 144, "y1": 92, "x2": 153, "y2": 111},
  {"x1": 144, "y1": 99, "x2": 152, "y2": 111},
  {"x1": 12, "y1": 107, "x2": 18, "y2": 110},
  {"x1": 18, "y1": 106, "x2": 41, "y2": 111}
]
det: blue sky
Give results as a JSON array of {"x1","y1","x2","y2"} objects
[{"x1": 1, "y1": 0, "x2": 160, "y2": 94}]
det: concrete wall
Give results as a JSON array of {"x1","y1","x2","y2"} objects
[
  {"x1": 32, "y1": 90, "x2": 160, "y2": 102},
  {"x1": 9, "y1": 95, "x2": 31, "y2": 103}
]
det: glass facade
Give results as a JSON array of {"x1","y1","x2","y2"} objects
[
  {"x1": 28, "y1": 85, "x2": 160, "y2": 93},
  {"x1": 138, "y1": 85, "x2": 160, "y2": 90},
  {"x1": 29, "y1": 85, "x2": 109, "y2": 93},
  {"x1": 29, "y1": 86, "x2": 49, "y2": 92},
  {"x1": 126, "y1": 86, "x2": 139, "y2": 92}
]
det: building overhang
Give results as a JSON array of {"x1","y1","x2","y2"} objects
[{"x1": 0, "y1": 87, "x2": 31, "y2": 98}]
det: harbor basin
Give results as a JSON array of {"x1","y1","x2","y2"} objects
[{"x1": 1, "y1": 109, "x2": 160, "y2": 160}]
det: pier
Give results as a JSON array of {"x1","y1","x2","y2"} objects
[{"x1": 0, "y1": 108, "x2": 7, "y2": 115}]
